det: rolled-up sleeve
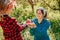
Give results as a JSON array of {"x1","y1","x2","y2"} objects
[
  {"x1": 30, "y1": 28, "x2": 35, "y2": 36},
  {"x1": 30, "y1": 19, "x2": 35, "y2": 36},
  {"x1": 11, "y1": 18, "x2": 27, "y2": 32}
]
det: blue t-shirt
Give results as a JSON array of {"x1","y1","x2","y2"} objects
[{"x1": 30, "y1": 18, "x2": 50, "y2": 40}]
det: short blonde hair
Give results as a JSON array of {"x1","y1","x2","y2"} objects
[{"x1": 0, "y1": 0, "x2": 15, "y2": 11}]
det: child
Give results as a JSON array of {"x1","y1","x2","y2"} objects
[
  {"x1": 0, "y1": 0, "x2": 27, "y2": 40},
  {"x1": 26, "y1": 7, "x2": 50, "y2": 40}
]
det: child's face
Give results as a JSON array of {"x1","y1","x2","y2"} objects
[
  {"x1": 36, "y1": 10, "x2": 44, "y2": 19},
  {"x1": 0, "y1": 2, "x2": 13, "y2": 15},
  {"x1": 6, "y1": 3, "x2": 13, "y2": 15}
]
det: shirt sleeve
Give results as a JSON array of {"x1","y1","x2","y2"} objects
[
  {"x1": 30, "y1": 19, "x2": 35, "y2": 36},
  {"x1": 30, "y1": 28, "x2": 35, "y2": 36},
  {"x1": 12, "y1": 18, "x2": 27, "y2": 32},
  {"x1": 17, "y1": 23, "x2": 27, "y2": 32}
]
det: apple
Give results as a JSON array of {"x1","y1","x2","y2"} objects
[{"x1": 26, "y1": 20, "x2": 31, "y2": 23}]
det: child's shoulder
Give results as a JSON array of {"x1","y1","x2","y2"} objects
[
  {"x1": 11, "y1": 17, "x2": 17, "y2": 21},
  {"x1": 44, "y1": 18, "x2": 50, "y2": 22},
  {"x1": 43, "y1": 18, "x2": 50, "y2": 25}
]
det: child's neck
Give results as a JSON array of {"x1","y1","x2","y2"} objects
[
  {"x1": 38, "y1": 18, "x2": 43, "y2": 24},
  {"x1": 0, "y1": 17, "x2": 3, "y2": 21}
]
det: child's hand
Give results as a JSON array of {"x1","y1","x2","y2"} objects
[
  {"x1": 27, "y1": 23, "x2": 36, "y2": 28},
  {"x1": 26, "y1": 19, "x2": 31, "y2": 24},
  {"x1": 25, "y1": 19, "x2": 36, "y2": 28}
]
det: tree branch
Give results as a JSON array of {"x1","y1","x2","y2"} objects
[{"x1": 43, "y1": 0, "x2": 60, "y2": 11}]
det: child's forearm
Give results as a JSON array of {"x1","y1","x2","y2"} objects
[{"x1": 18, "y1": 23, "x2": 28, "y2": 32}]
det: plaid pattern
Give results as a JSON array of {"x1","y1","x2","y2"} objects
[{"x1": 0, "y1": 15, "x2": 26, "y2": 40}]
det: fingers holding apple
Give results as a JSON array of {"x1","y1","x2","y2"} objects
[
  {"x1": 25, "y1": 19, "x2": 36, "y2": 28},
  {"x1": 27, "y1": 23, "x2": 36, "y2": 28}
]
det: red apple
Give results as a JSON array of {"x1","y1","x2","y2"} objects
[{"x1": 26, "y1": 20, "x2": 31, "y2": 24}]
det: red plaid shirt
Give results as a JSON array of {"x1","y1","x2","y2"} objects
[{"x1": 0, "y1": 15, "x2": 26, "y2": 40}]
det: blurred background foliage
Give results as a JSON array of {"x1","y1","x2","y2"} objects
[{"x1": 0, "y1": 0, "x2": 60, "y2": 40}]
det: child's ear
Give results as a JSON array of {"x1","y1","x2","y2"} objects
[
  {"x1": 7, "y1": 3, "x2": 13, "y2": 10},
  {"x1": 6, "y1": 3, "x2": 13, "y2": 14}
]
